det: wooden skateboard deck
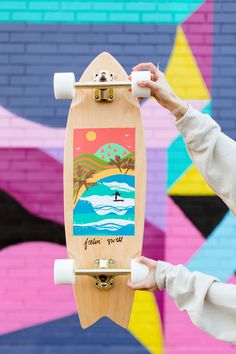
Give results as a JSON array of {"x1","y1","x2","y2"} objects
[{"x1": 64, "y1": 52, "x2": 146, "y2": 328}]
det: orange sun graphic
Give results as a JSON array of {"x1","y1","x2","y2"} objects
[{"x1": 86, "y1": 131, "x2": 96, "y2": 141}]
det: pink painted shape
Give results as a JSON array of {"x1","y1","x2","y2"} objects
[
  {"x1": 141, "y1": 99, "x2": 210, "y2": 148},
  {"x1": 166, "y1": 197, "x2": 204, "y2": 264},
  {"x1": 0, "y1": 148, "x2": 64, "y2": 224},
  {"x1": 228, "y1": 274, "x2": 236, "y2": 285},
  {"x1": 0, "y1": 98, "x2": 209, "y2": 152},
  {"x1": 0, "y1": 106, "x2": 64, "y2": 148},
  {"x1": 0, "y1": 242, "x2": 76, "y2": 335},
  {"x1": 165, "y1": 197, "x2": 236, "y2": 353},
  {"x1": 165, "y1": 296, "x2": 236, "y2": 354},
  {"x1": 182, "y1": 0, "x2": 213, "y2": 92},
  {"x1": 143, "y1": 220, "x2": 165, "y2": 321}
]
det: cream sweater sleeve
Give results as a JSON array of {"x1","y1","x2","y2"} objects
[
  {"x1": 175, "y1": 105, "x2": 236, "y2": 214},
  {"x1": 156, "y1": 261, "x2": 236, "y2": 344}
]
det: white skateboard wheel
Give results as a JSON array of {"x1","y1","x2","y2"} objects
[
  {"x1": 131, "y1": 71, "x2": 151, "y2": 98},
  {"x1": 54, "y1": 259, "x2": 75, "y2": 285},
  {"x1": 53, "y1": 72, "x2": 75, "y2": 99},
  {"x1": 131, "y1": 259, "x2": 149, "y2": 284}
]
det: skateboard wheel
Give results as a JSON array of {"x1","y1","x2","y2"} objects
[
  {"x1": 131, "y1": 259, "x2": 149, "y2": 284},
  {"x1": 53, "y1": 72, "x2": 75, "y2": 99},
  {"x1": 131, "y1": 71, "x2": 151, "y2": 98},
  {"x1": 54, "y1": 259, "x2": 75, "y2": 285}
]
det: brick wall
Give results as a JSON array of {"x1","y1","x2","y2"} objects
[{"x1": 0, "y1": 1, "x2": 236, "y2": 354}]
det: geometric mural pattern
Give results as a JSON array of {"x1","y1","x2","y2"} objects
[{"x1": 0, "y1": 0, "x2": 236, "y2": 353}]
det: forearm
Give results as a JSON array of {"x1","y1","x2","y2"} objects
[
  {"x1": 156, "y1": 261, "x2": 236, "y2": 344},
  {"x1": 175, "y1": 105, "x2": 236, "y2": 214}
]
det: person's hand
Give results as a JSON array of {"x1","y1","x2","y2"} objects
[
  {"x1": 127, "y1": 256, "x2": 159, "y2": 292},
  {"x1": 131, "y1": 62, "x2": 187, "y2": 114}
]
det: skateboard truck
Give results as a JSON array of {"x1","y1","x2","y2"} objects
[
  {"x1": 94, "y1": 87, "x2": 114, "y2": 102},
  {"x1": 54, "y1": 259, "x2": 149, "y2": 289},
  {"x1": 94, "y1": 70, "x2": 114, "y2": 102},
  {"x1": 53, "y1": 71, "x2": 151, "y2": 100},
  {"x1": 94, "y1": 258, "x2": 115, "y2": 290}
]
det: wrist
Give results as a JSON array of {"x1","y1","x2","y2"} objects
[
  {"x1": 165, "y1": 96, "x2": 183, "y2": 112},
  {"x1": 167, "y1": 97, "x2": 189, "y2": 120}
]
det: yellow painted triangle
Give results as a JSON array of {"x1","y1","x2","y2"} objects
[
  {"x1": 128, "y1": 291, "x2": 164, "y2": 354},
  {"x1": 168, "y1": 165, "x2": 216, "y2": 196},
  {"x1": 165, "y1": 26, "x2": 210, "y2": 100}
]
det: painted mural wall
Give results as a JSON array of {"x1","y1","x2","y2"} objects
[{"x1": 0, "y1": 0, "x2": 235, "y2": 353}]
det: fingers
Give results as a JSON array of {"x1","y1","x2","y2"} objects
[
  {"x1": 127, "y1": 279, "x2": 148, "y2": 290},
  {"x1": 137, "y1": 80, "x2": 158, "y2": 90},
  {"x1": 132, "y1": 62, "x2": 161, "y2": 81},
  {"x1": 135, "y1": 255, "x2": 157, "y2": 270},
  {"x1": 127, "y1": 279, "x2": 158, "y2": 292}
]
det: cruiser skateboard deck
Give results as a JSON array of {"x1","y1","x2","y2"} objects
[{"x1": 53, "y1": 52, "x2": 149, "y2": 328}]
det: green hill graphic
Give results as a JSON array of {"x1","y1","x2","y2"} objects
[{"x1": 95, "y1": 143, "x2": 131, "y2": 162}]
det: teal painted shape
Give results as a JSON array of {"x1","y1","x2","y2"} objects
[
  {"x1": 187, "y1": 211, "x2": 236, "y2": 281},
  {"x1": 167, "y1": 134, "x2": 192, "y2": 189},
  {"x1": 0, "y1": 0, "x2": 205, "y2": 24},
  {"x1": 201, "y1": 101, "x2": 212, "y2": 115}
]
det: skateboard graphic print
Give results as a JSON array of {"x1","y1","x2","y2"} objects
[{"x1": 73, "y1": 128, "x2": 135, "y2": 237}]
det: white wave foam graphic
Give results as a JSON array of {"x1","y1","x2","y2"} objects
[
  {"x1": 80, "y1": 195, "x2": 134, "y2": 215},
  {"x1": 103, "y1": 181, "x2": 135, "y2": 193},
  {"x1": 74, "y1": 218, "x2": 134, "y2": 231}
]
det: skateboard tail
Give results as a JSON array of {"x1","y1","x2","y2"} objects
[
  {"x1": 79, "y1": 314, "x2": 130, "y2": 329},
  {"x1": 78, "y1": 312, "x2": 101, "y2": 329}
]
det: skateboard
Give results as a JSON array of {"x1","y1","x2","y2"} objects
[{"x1": 53, "y1": 52, "x2": 150, "y2": 329}]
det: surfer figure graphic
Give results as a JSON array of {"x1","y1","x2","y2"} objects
[{"x1": 113, "y1": 191, "x2": 124, "y2": 202}]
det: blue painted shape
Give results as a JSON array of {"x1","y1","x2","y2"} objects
[
  {"x1": 0, "y1": 23, "x2": 176, "y2": 127},
  {"x1": 213, "y1": 0, "x2": 236, "y2": 140},
  {"x1": 167, "y1": 134, "x2": 192, "y2": 189},
  {"x1": 187, "y1": 211, "x2": 236, "y2": 281},
  {"x1": 0, "y1": 315, "x2": 149, "y2": 353}
]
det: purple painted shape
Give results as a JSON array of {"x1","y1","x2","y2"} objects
[
  {"x1": 41, "y1": 148, "x2": 64, "y2": 163},
  {"x1": 182, "y1": 0, "x2": 213, "y2": 92},
  {"x1": 141, "y1": 99, "x2": 179, "y2": 148},
  {"x1": 146, "y1": 148, "x2": 167, "y2": 231},
  {"x1": 143, "y1": 219, "x2": 165, "y2": 323},
  {"x1": 0, "y1": 148, "x2": 64, "y2": 224}
]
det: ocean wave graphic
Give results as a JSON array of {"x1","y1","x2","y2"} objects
[
  {"x1": 103, "y1": 181, "x2": 135, "y2": 192},
  {"x1": 80, "y1": 195, "x2": 134, "y2": 216},
  {"x1": 74, "y1": 218, "x2": 134, "y2": 231}
]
